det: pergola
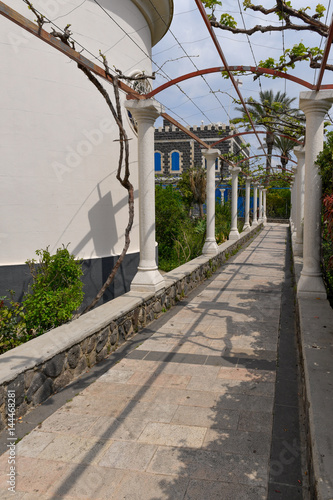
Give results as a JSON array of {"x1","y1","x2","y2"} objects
[{"x1": 1, "y1": 0, "x2": 332, "y2": 299}]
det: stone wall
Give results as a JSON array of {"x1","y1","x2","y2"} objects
[
  {"x1": 0, "y1": 225, "x2": 262, "y2": 430},
  {"x1": 154, "y1": 119, "x2": 248, "y2": 176}
]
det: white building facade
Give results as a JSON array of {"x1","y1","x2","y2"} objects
[{"x1": 0, "y1": 0, "x2": 173, "y2": 306}]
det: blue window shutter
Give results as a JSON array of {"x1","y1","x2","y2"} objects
[
  {"x1": 171, "y1": 152, "x2": 180, "y2": 171},
  {"x1": 155, "y1": 152, "x2": 161, "y2": 172}
]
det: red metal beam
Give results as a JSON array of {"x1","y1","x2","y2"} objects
[
  {"x1": 0, "y1": 2, "x2": 144, "y2": 100},
  {"x1": 211, "y1": 131, "x2": 304, "y2": 148},
  {"x1": 316, "y1": 17, "x2": 333, "y2": 91},
  {"x1": 235, "y1": 154, "x2": 297, "y2": 166},
  {"x1": 147, "y1": 66, "x2": 317, "y2": 99}
]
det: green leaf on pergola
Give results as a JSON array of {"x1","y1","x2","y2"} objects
[{"x1": 201, "y1": 1, "x2": 331, "y2": 72}]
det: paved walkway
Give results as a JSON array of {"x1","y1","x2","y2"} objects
[{"x1": 0, "y1": 225, "x2": 305, "y2": 499}]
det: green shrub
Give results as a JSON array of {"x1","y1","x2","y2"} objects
[
  {"x1": 156, "y1": 185, "x2": 236, "y2": 272},
  {"x1": 215, "y1": 201, "x2": 231, "y2": 243},
  {"x1": 0, "y1": 293, "x2": 28, "y2": 354},
  {"x1": 23, "y1": 246, "x2": 84, "y2": 334},
  {"x1": 266, "y1": 189, "x2": 290, "y2": 218},
  {"x1": 158, "y1": 217, "x2": 206, "y2": 272},
  {"x1": 155, "y1": 185, "x2": 187, "y2": 261},
  {"x1": 316, "y1": 131, "x2": 333, "y2": 195}
]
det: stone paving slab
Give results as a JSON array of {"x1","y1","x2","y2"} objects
[{"x1": 0, "y1": 225, "x2": 293, "y2": 499}]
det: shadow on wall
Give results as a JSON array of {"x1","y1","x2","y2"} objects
[
  {"x1": 72, "y1": 191, "x2": 118, "y2": 258},
  {"x1": 0, "y1": 188, "x2": 140, "y2": 307}
]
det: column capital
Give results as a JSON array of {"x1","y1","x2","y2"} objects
[
  {"x1": 258, "y1": 185, "x2": 264, "y2": 190},
  {"x1": 230, "y1": 166, "x2": 241, "y2": 175},
  {"x1": 299, "y1": 91, "x2": 333, "y2": 116},
  {"x1": 125, "y1": 98, "x2": 164, "y2": 123},
  {"x1": 245, "y1": 176, "x2": 252, "y2": 184},
  {"x1": 262, "y1": 188, "x2": 267, "y2": 193},
  {"x1": 202, "y1": 148, "x2": 220, "y2": 159},
  {"x1": 252, "y1": 181, "x2": 259, "y2": 187},
  {"x1": 293, "y1": 146, "x2": 305, "y2": 160}
]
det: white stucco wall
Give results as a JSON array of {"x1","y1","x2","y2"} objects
[{"x1": 0, "y1": 0, "x2": 172, "y2": 265}]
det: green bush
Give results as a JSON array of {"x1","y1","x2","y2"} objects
[
  {"x1": 266, "y1": 189, "x2": 290, "y2": 218},
  {"x1": 316, "y1": 131, "x2": 333, "y2": 195},
  {"x1": 155, "y1": 185, "x2": 187, "y2": 259},
  {"x1": 156, "y1": 185, "x2": 234, "y2": 272},
  {"x1": 316, "y1": 135, "x2": 333, "y2": 303},
  {"x1": 215, "y1": 201, "x2": 231, "y2": 243},
  {"x1": 0, "y1": 294, "x2": 28, "y2": 354},
  {"x1": 23, "y1": 246, "x2": 84, "y2": 334}
]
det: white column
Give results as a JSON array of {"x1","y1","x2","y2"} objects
[
  {"x1": 243, "y1": 177, "x2": 251, "y2": 231},
  {"x1": 297, "y1": 92, "x2": 332, "y2": 298},
  {"x1": 294, "y1": 147, "x2": 305, "y2": 256},
  {"x1": 125, "y1": 99, "x2": 165, "y2": 292},
  {"x1": 202, "y1": 149, "x2": 220, "y2": 256},
  {"x1": 219, "y1": 188, "x2": 225, "y2": 206},
  {"x1": 262, "y1": 188, "x2": 267, "y2": 224},
  {"x1": 229, "y1": 166, "x2": 241, "y2": 240},
  {"x1": 252, "y1": 182, "x2": 259, "y2": 226},
  {"x1": 258, "y1": 186, "x2": 264, "y2": 222}
]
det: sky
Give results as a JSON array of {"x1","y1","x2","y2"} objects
[{"x1": 150, "y1": 0, "x2": 333, "y2": 167}]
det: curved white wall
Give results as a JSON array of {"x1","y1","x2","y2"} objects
[{"x1": 0, "y1": 0, "x2": 172, "y2": 266}]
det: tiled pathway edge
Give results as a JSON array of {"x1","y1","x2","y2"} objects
[{"x1": 293, "y1": 245, "x2": 333, "y2": 500}]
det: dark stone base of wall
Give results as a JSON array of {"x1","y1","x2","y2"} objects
[{"x1": 0, "y1": 251, "x2": 140, "y2": 309}]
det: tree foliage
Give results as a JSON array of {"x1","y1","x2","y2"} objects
[
  {"x1": 273, "y1": 135, "x2": 298, "y2": 171},
  {"x1": 231, "y1": 90, "x2": 303, "y2": 178},
  {"x1": 155, "y1": 185, "x2": 187, "y2": 260},
  {"x1": 178, "y1": 166, "x2": 207, "y2": 218},
  {"x1": 316, "y1": 131, "x2": 333, "y2": 195},
  {"x1": 23, "y1": 246, "x2": 84, "y2": 334},
  {"x1": 266, "y1": 189, "x2": 291, "y2": 218},
  {"x1": 201, "y1": 1, "x2": 331, "y2": 73},
  {"x1": 0, "y1": 293, "x2": 27, "y2": 354},
  {"x1": 155, "y1": 185, "x2": 207, "y2": 271},
  {"x1": 315, "y1": 133, "x2": 333, "y2": 288}
]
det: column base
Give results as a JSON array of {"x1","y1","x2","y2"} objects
[
  {"x1": 243, "y1": 223, "x2": 251, "y2": 232},
  {"x1": 130, "y1": 267, "x2": 165, "y2": 293},
  {"x1": 297, "y1": 272, "x2": 327, "y2": 299},
  {"x1": 263, "y1": 217, "x2": 267, "y2": 224},
  {"x1": 251, "y1": 220, "x2": 258, "y2": 227},
  {"x1": 293, "y1": 240, "x2": 303, "y2": 257},
  {"x1": 229, "y1": 229, "x2": 240, "y2": 240},
  {"x1": 202, "y1": 239, "x2": 219, "y2": 256}
]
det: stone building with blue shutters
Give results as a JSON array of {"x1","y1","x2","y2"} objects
[{"x1": 154, "y1": 119, "x2": 250, "y2": 179}]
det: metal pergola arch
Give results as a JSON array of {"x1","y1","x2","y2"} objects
[{"x1": 1, "y1": 1, "x2": 333, "y2": 183}]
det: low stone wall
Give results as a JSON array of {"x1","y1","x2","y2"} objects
[
  {"x1": 0, "y1": 225, "x2": 262, "y2": 430},
  {"x1": 292, "y1": 233, "x2": 333, "y2": 500}
]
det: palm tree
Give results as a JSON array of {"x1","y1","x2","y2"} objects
[
  {"x1": 273, "y1": 135, "x2": 297, "y2": 172},
  {"x1": 189, "y1": 166, "x2": 207, "y2": 219},
  {"x1": 231, "y1": 90, "x2": 300, "y2": 180}
]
